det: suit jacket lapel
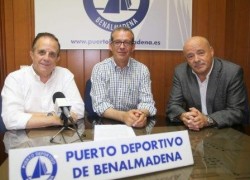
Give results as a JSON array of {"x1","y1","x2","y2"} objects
[
  {"x1": 187, "y1": 66, "x2": 202, "y2": 110},
  {"x1": 206, "y1": 58, "x2": 222, "y2": 114}
]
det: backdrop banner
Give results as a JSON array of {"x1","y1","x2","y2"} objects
[{"x1": 35, "y1": 0, "x2": 192, "y2": 50}]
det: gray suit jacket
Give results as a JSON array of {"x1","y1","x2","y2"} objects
[{"x1": 166, "y1": 58, "x2": 248, "y2": 128}]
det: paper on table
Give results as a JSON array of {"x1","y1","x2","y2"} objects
[{"x1": 94, "y1": 124, "x2": 136, "y2": 141}]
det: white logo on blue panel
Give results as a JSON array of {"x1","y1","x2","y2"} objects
[
  {"x1": 83, "y1": 0, "x2": 149, "y2": 31},
  {"x1": 21, "y1": 151, "x2": 57, "y2": 180}
]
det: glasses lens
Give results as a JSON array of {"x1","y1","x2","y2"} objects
[{"x1": 112, "y1": 41, "x2": 133, "y2": 47}]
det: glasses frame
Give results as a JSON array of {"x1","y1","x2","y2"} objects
[{"x1": 111, "y1": 40, "x2": 134, "y2": 47}]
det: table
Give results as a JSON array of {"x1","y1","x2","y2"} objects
[{"x1": 1, "y1": 117, "x2": 250, "y2": 179}]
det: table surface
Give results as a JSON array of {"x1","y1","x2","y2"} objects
[{"x1": 1, "y1": 117, "x2": 250, "y2": 179}]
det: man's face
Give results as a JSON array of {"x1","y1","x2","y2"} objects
[
  {"x1": 30, "y1": 37, "x2": 60, "y2": 78},
  {"x1": 183, "y1": 37, "x2": 214, "y2": 77},
  {"x1": 109, "y1": 30, "x2": 135, "y2": 65}
]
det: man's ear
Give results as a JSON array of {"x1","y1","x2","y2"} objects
[
  {"x1": 30, "y1": 51, "x2": 34, "y2": 61},
  {"x1": 131, "y1": 43, "x2": 135, "y2": 52},
  {"x1": 56, "y1": 56, "x2": 60, "y2": 63},
  {"x1": 108, "y1": 43, "x2": 112, "y2": 51},
  {"x1": 210, "y1": 46, "x2": 214, "y2": 56}
]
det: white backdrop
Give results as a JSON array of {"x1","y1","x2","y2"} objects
[{"x1": 35, "y1": 0, "x2": 192, "y2": 50}]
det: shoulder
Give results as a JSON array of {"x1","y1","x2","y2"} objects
[
  {"x1": 94, "y1": 58, "x2": 112, "y2": 67},
  {"x1": 52, "y1": 66, "x2": 74, "y2": 81},
  {"x1": 176, "y1": 62, "x2": 188, "y2": 69},
  {"x1": 130, "y1": 58, "x2": 149, "y2": 71},
  {"x1": 217, "y1": 58, "x2": 241, "y2": 68},
  {"x1": 92, "y1": 58, "x2": 113, "y2": 71},
  {"x1": 214, "y1": 58, "x2": 242, "y2": 73},
  {"x1": 54, "y1": 66, "x2": 73, "y2": 75},
  {"x1": 5, "y1": 66, "x2": 31, "y2": 81},
  {"x1": 174, "y1": 62, "x2": 189, "y2": 74}
]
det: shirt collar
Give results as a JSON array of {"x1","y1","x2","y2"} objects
[
  {"x1": 31, "y1": 64, "x2": 56, "y2": 82},
  {"x1": 111, "y1": 57, "x2": 131, "y2": 70}
]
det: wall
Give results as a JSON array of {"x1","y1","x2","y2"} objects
[{"x1": 0, "y1": 0, "x2": 250, "y2": 118}]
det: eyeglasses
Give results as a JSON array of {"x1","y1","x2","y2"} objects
[{"x1": 112, "y1": 40, "x2": 134, "y2": 47}]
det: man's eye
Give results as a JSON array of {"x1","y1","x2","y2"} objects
[
  {"x1": 123, "y1": 41, "x2": 132, "y2": 46},
  {"x1": 197, "y1": 51, "x2": 205, "y2": 56},
  {"x1": 186, "y1": 54, "x2": 194, "y2": 59},
  {"x1": 38, "y1": 50, "x2": 46, "y2": 55},
  {"x1": 114, "y1": 41, "x2": 122, "y2": 46},
  {"x1": 49, "y1": 52, "x2": 57, "y2": 58},
  {"x1": 112, "y1": 41, "x2": 133, "y2": 47}
]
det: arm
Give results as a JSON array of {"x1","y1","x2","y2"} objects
[
  {"x1": 62, "y1": 74, "x2": 85, "y2": 121},
  {"x1": 137, "y1": 67, "x2": 156, "y2": 117},
  {"x1": 166, "y1": 69, "x2": 187, "y2": 121},
  {"x1": 209, "y1": 67, "x2": 247, "y2": 127},
  {"x1": 90, "y1": 64, "x2": 114, "y2": 117},
  {"x1": 1, "y1": 74, "x2": 62, "y2": 130},
  {"x1": 25, "y1": 112, "x2": 62, "y2": 129}
]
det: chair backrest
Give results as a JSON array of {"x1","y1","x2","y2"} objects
[
  {"x1": 84, "y1": 79, "x2": 99, "y2": 118},
  {"x1": 0, "y1": 96, "x2": 7, "y2": 132}
]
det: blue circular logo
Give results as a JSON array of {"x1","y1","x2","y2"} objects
[
  {"x1": 21, "y1": 151, "x2": 57, "y2": 180},
  {"x1": 83, "y1": 0, "x2": 149, "y2": 32}
]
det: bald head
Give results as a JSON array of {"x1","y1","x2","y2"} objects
[{"x1": 183, "y1": 36, "x2": 211, "y2": 52}]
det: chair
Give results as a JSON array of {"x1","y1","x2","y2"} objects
[
  {"x1": 84, "y1": 79, "x2": 99, "y2": 119},
  {"x1": 0, "y1": 96, "x2": 7, "y2": 132}
]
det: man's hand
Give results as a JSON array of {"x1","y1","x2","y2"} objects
[
  {"x1": 102, "y1": 108, "x2": 148, "y2": 128},
  {"x1": 180, "y1": 107, "x2": 208, "y2": 131},
  {"x1": 132, "y1": 110, "x2": 147, "y2": 127},
  {"x1": 122, "y1": 109, "x2": 147, "y2": 128}
]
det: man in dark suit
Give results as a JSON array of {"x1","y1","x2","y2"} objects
[{"x1": 166, "y1": 36, "x2": 248, "y2": 131}]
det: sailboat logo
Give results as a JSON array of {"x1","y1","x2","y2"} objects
[
  {"x1": 21, "y1": 151, "x2": 58, "y2": 180},
  {"x1": 83, "y1": 0, "x2": 150, "y2": 31},
  {"x1": 31, "y1": 158, "x2": 49, "y2": 178},
  {"x1": 103, "y1": 0, "x2": 133, "y2": 13}
]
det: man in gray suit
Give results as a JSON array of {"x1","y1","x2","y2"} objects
[{"x1": 167, "y1": 36, "x2": 248, "y2": 131}]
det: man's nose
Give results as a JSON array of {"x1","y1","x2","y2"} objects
[
  {"x1": 44, "y1": 52, "x2": 50, "y2": 59},
  {"x1": 120, "y1": 42, "x2": 125, "y2": 48},
  {"x1": 193, "y1": 54, "x2": 199, "y2": 62}
]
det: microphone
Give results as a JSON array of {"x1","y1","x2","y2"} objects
[
  {"x1": 53, "y1": 92, "x2": 72, "y2": 120},
  {"x1": 50, "y1": 92, "x2": 83, "y2": 143}
]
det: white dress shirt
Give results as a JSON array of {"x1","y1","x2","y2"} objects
[
  {"x1": 1, "y1": 65, "x2": 85, "y2": 130},
  {"x1": 193, "y1": 60, "x2": 214, "y2": 115}
]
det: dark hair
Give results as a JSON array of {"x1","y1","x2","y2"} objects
[
  {"x1": 32, "y1": 32, "x2": 61, "y2": 54},
  {"x1": 110, "y1": 27, "x2": 134, "y2": 43}
]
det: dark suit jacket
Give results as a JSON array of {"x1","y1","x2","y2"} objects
[{"x1": 166, "y1": 58, "x2": 248, "y2": 128}]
